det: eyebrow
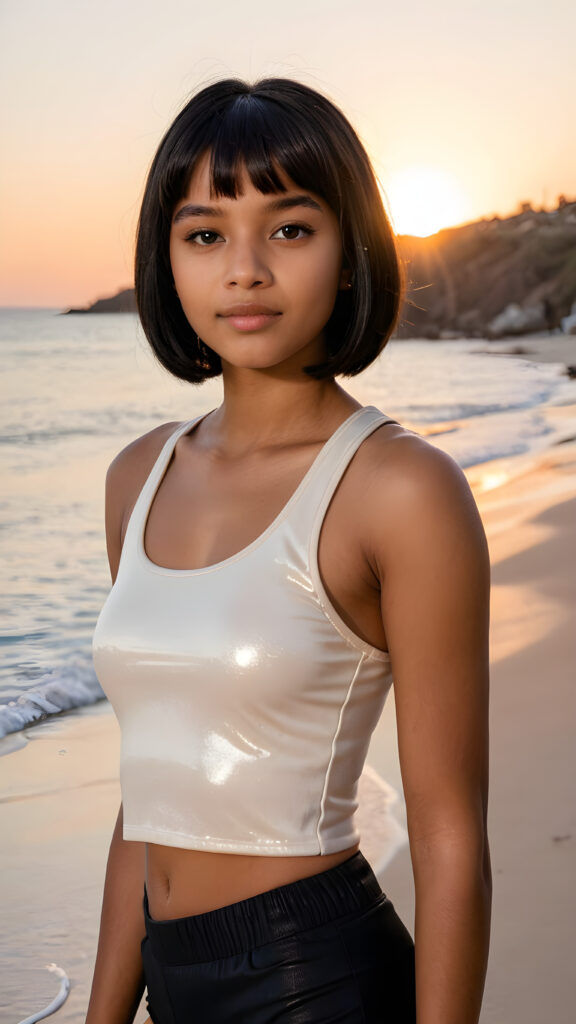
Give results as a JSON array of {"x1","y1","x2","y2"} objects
[{"x1": 172, "y1": 193, "x2": 324, "y2": 224}]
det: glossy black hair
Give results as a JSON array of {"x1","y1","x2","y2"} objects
[{"x1": 135, "y1": 77, "x2": 404, "y2": 382}]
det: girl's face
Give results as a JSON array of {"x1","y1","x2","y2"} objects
[{"x1": 169, "y1": 152, "x2": 350, "y2": 374}]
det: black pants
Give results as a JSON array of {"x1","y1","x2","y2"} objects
[{"x1": 141, "y1": 849, "x2": 416, "y2": 1023}]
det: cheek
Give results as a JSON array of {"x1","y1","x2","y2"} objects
[
  {"x1": 170, "y1": 259, "x2": 206, "y2": 319},
  {"x1": 312, "y1": 231, "x2": 343, "y2": 288},
  {"x1": 171, "y1": 250, "x2": 190, "y2": 289},
  {"x1": 300, "y1": 251, "x2": 342, "y2": 317},
  {"x1": 169, "y1": 263, "x2": 205, "y2": 333},
  {"x1": 169, "y1": 239, "x2": 201, "y2": 295}
]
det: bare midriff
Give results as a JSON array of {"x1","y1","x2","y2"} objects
[{"x1": 145, "y1": 841, "x2": 360, "y2": 920}]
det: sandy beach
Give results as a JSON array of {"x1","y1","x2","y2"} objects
[{"x1": 1, "y1": 337, "x2": 575, "y2": 1024}]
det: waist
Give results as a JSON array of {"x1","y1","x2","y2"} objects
[
  {"x1": 143, "y1": 847, "x2": 383, "y2": 964},
  {"x1": 145, "y1": 841, "x2": 361, "y2": 919}
]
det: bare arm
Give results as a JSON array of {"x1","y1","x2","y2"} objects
[
  {"x1": 86, "y1": 432, "x2": 176, "y2": 1023},
  {"x1": 368, "y1": 435, "x2": 491, "y2": 1023},
  {"x1": 85, "y1": 804, "x2": 147, "y2": 1024}
]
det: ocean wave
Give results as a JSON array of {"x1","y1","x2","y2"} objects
[
  {"x1": 0, "y1": 656, "x2": 105, "y2": 739},
  {"x1": 397, "y1": 390, "x2": 559, "y2": 424}
]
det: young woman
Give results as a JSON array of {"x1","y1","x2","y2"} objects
[{"x1": 88, "y1": 78, "x2": 491, "y2": 1024}]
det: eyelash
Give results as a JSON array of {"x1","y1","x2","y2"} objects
[{"x1": 183, "y1": 223, "x2": 315, "y2": 246}]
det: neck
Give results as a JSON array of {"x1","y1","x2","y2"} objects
[{"x1": 201, "y1": 368, "x2": 360, "y2": 458}]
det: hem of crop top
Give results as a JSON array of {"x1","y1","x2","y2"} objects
[{"x1": 122, "y1": 823, "x2": 360, "y2": 856}]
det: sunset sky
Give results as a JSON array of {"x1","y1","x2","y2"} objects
[{"x1": 1, "y1": 0, "x2": 574, "y2": 308}]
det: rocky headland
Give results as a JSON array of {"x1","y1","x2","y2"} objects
[
  {"x1": 63, "y1": 287, "x2": 137, "y2": 315},
  {"x1": 396, "y1": 196, "x2": 576, "y2": 339}
]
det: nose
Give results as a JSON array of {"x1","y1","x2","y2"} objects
[{"x1": 224, "y1": 238, "x2": 273, "y2": 289}]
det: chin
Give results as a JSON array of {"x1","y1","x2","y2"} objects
[{"x1": 219, "y1": 340, "x2": 324, "y2": 374}]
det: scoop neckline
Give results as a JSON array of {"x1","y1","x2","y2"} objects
[{"x1": 138, "y1": 404, "x2": 380, "y2": 576}]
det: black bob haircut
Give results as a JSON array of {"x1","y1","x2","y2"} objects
[{"x1": 135, "y1": 77, "x2": 404, "y2": 383}]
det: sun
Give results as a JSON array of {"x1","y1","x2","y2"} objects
[{"x1": 384, "y1": 166, "x2": 468, "y2": 237}]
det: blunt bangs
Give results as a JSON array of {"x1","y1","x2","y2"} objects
[{"x1": 135, "y1": 78, "x2": 404, "y2": 384}]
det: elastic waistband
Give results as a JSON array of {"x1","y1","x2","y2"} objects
[{"x1": 143, "y1": 850, "x2": 384, "y2": 964}]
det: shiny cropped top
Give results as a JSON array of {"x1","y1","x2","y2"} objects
[{"x1": 92, "y1": 405, "x2": 397, "y2": 856}]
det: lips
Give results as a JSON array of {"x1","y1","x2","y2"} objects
[
  {"x1": 220, "y1": 304, "x2": 280, "y2": 316},
  {"x1": 219, "y1": 303, "x2": 282, "y2": 332}
]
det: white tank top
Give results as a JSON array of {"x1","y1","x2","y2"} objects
[{"x1": 92, "y1": 405, "x2": 398, "y2": 856}]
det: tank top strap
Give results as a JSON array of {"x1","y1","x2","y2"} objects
[
  {"x1": 118, "y1": 405, "x2": 397, "y2": 573},
  {"x1": 119, "y1": 411, "x2": 212, "y2": 567},
  {"x1": 287, "y1": 405, "x2": 398, "y2": 547}
]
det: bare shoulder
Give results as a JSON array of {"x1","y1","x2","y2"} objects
[
  {"x1": 355, "y1": 421, "x2": 489, "y2": 569},
  {"x1": 103, "y1": 420, "x2": 183, "y2": 582},
  {"x1": 106, "y1": 420, "x2": 183, "y2": 499}
]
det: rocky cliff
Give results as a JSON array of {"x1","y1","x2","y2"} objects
[{"x1": 396, "y1": 197, "x2": 576, "y2": 338}]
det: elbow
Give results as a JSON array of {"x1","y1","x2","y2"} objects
[{"x1": 411, "y1": 827, "x2": 492, "y2": 898}]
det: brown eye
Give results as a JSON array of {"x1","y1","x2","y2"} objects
[
  {"x1": 185, "y1": 230, "x2": 221, "y2": 246},
  {"x1": 271, "y1": 224, "x2": 314, "y2": 241}
]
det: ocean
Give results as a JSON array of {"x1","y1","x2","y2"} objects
[{"x1": 1, "y1": 307, "x2": 574, "y2": 751}]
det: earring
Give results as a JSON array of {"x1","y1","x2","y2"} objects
[{"x1": 196, "y1": 334, "x2": 211, "y2": 364}]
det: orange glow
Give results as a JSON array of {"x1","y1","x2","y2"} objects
[{"x1": 385, "y1": 167, "x2": 469, "y2": 237}]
